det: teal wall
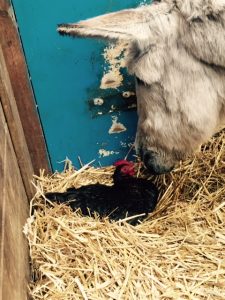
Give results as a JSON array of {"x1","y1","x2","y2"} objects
[{"x1": 12, "y1": 0, "x2": 151, "y2": 170}]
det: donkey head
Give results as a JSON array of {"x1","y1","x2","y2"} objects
[{"x1": 58, "y1": 0, "x2": 225, "y2": 174}]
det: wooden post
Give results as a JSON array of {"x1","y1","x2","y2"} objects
[
  {"x1": 0, "y1": 101, "x2": 30, "y2": 300},
  {"x1": 0, "y1": 2, "x2": 50, "y2": 298},
  {"x1": 0, "y1": 46, "x2": 34, "y2": 199},
  {"x1": 0, "y1": 46, "x2": 33, "y2": 299},
  {"x1": 0, "y1": 0, "x2": 50, "y2": 174}
]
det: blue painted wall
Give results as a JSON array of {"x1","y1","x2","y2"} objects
[{"x1": 11, "y1": 0, "x2": 151, "y2": 171}]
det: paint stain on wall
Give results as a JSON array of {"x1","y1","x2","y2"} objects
[
  {"x1": 108, "y1": 116, "x2": 127, "y2": 134},
  {"x1": 100, "y1": 42, "x2": 128, "y2": 90},
  {"x1": 98, "y1": 149, "x2": 119, "y2": 157}
]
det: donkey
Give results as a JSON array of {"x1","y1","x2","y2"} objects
[{"x1": 58, "y1": 0, "x2": 225, "y2": 174}]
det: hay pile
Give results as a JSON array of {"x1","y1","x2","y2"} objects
[{"x1": 25, "y1": 131, "x2": 225, "y2": 300}]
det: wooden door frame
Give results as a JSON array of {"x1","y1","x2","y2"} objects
[{"x1": 0, "y1": 0, "x2": 51, "y2": 174}]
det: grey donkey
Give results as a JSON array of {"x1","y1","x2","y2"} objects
[{"x1": 58, "y1": 0, "x2": 225, "y2": 174}]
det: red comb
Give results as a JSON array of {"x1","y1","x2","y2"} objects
[{"x1": 113, "y1": 160, "x2": 134, "y2": 167}]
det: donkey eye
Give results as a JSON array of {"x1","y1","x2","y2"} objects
[
  {"x1": 207, "y1": 14, "x2": 217, "y2": 22},
  {"x1": 191, "y1": 17, "x2": 203, "y2": 23}
]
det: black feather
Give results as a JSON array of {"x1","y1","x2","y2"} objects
[{"x1": 45, "y1": 164, "x2": 159, "y2": 225}]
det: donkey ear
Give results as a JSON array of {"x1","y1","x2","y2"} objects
[
  {"x1": 57, "y1": 3, "x2": 173, "y2": 42},
  {"x1": 57, "y1": 8, "x2": 145, "y2": 41}
]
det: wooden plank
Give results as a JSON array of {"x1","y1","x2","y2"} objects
[
  {"x1": 0, "y1": 0, "x2": 50, "y2": 174},
  {"x1": 0, "y1": 45, "x2": 34, "y2": 199},
  {"x1": 0, "y1": 102, "x2": 29, "y2": 300}
]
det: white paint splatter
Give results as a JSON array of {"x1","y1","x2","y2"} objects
[
  {"x1": 93, "y1": 98, "x2": 104, "y2": 106},
  {"x1": 122, "y1": 91, "x2": 136, "y2": 98},
  {"x1": 120, "y1": 141, "x2": 134, "y2": 148},
  {"x1": 98, "y1": 149, "x2": 119, "y2": 157},
  {"x1": 100, "y1": 42, "x2": 129, "y2": 90},
  {"x1": 120, "y1": 141, "x2": 127, "y2": 148},
  {"x1": 108, "y1": 116, "x2": 127, "y2": 134}
]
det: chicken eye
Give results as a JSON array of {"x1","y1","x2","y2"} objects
[{"x1": 121, "y1": 166, "x2": 129, "y2": 173}]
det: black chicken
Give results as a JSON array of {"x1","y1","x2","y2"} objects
[{"x1": 45, "y1": 160, "x2": 159, "y2": 225}]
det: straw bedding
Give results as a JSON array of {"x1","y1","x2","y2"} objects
[{"x1": 24, "y1": 131, "x2": 225, "y2": 300}]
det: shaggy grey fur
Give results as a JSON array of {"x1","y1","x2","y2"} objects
[{"x1": 58, "y1": 0, "x2": 225, "y2": 174}]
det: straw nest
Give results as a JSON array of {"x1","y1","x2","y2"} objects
[{"x1": 24, "y1": 130, "x2": 225, "y2": 300}]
